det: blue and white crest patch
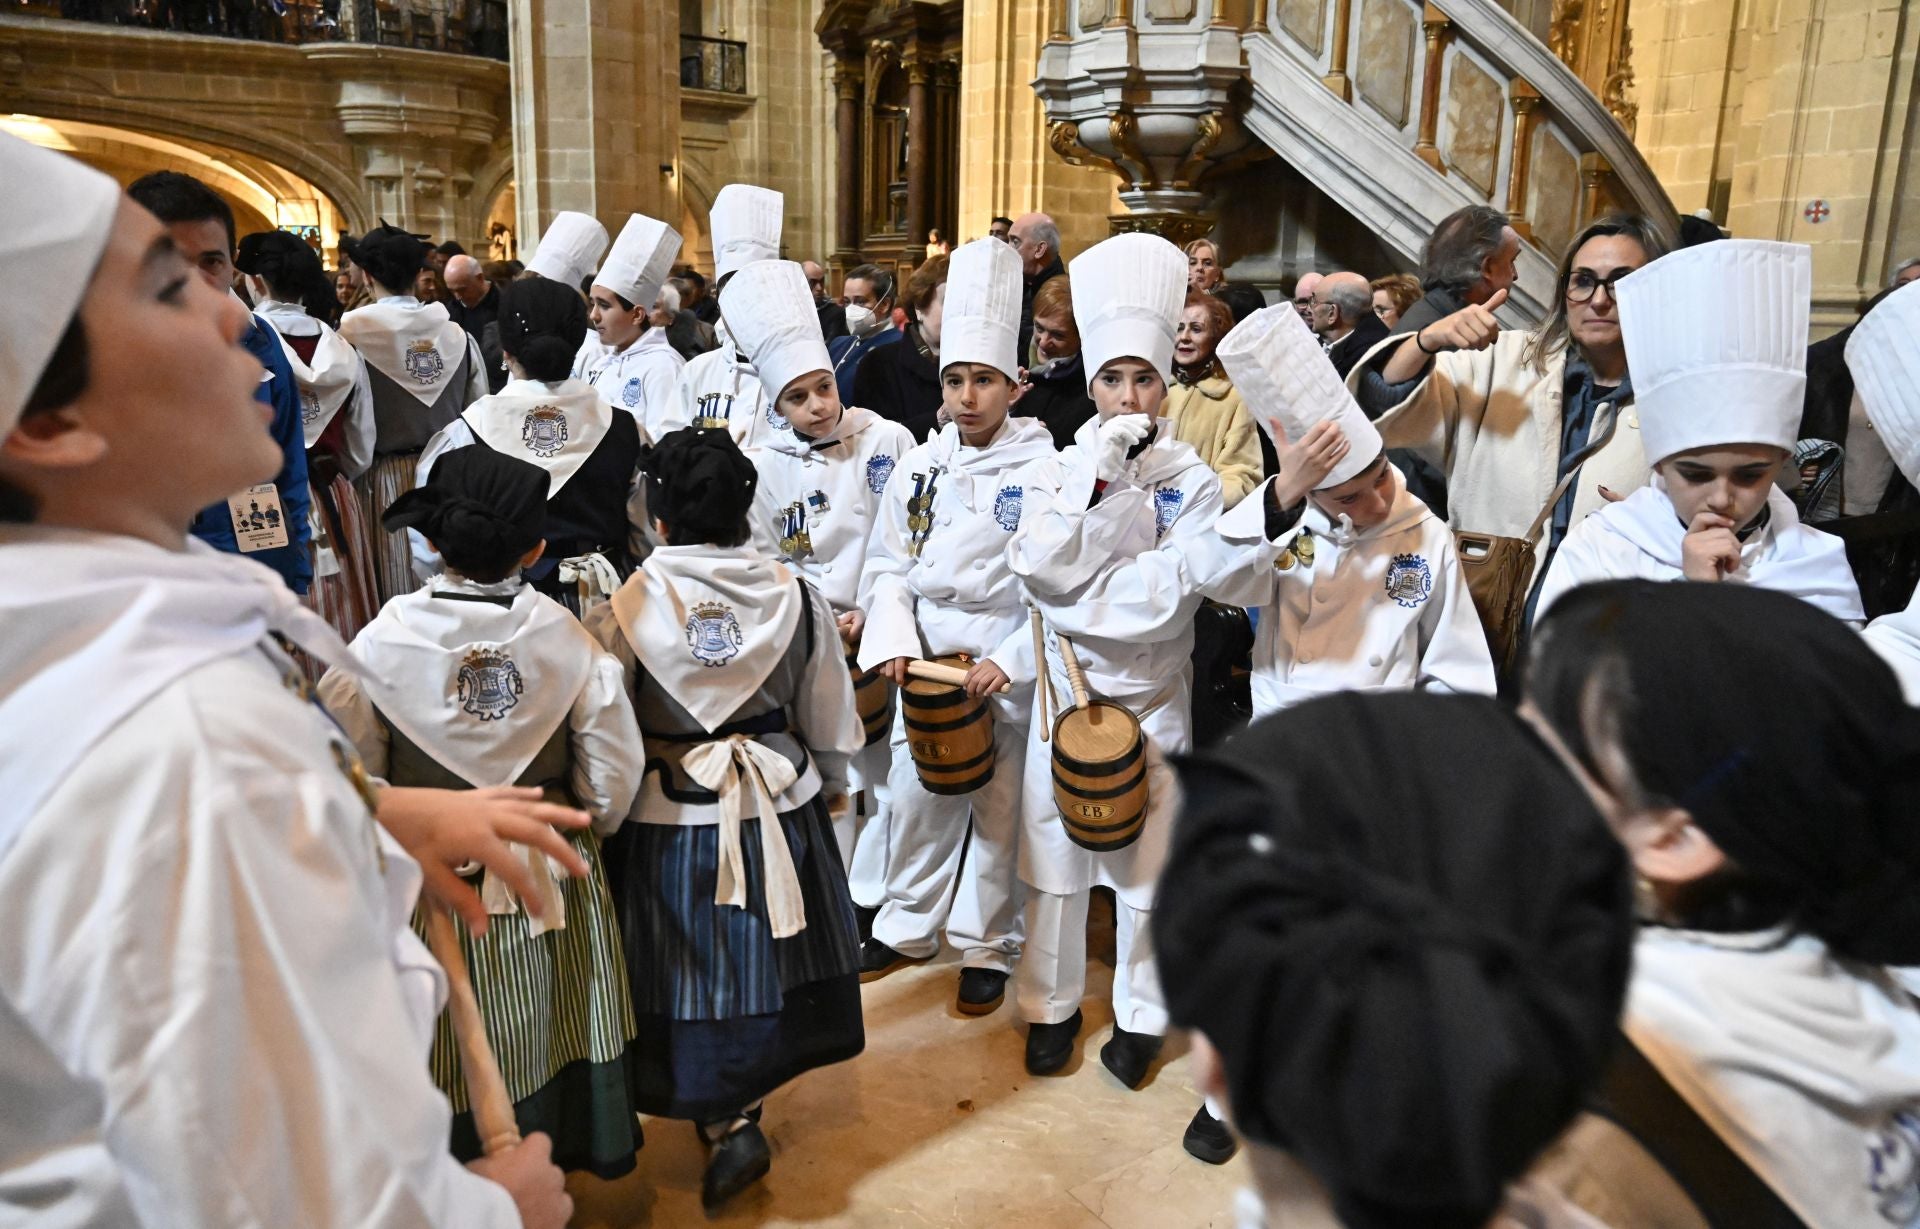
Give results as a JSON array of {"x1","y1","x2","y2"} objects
[
  {"x1": 1152, "y1": 487, "x2": 1185, "y2": 539},
  {"x1": 1868, "y1": 1109, "x2": 1920, "y2": 1223},
  {"x1": 403, "y1": 338, "x2": 445, "y2": 386},
  {"x1": 521, "y1": 405, "x2": 568, "y2": 458},
  {"x1": 621, "y1": 377, "x2": 643, "y2": 408},
  {"x1": 1384, "y1": 553, "x2": 1433, "y2": 608},
  {"x1": 766, "y1": 400, "x2": 792, "y2": 430},
  {"x1": 686, "y1": 600, "x2": 745, "y2": 667},
  {"x1": 456, "y1": 647, "x2": 523, "y2": 721},
  {"x1": 867, "y1": 454, "x2": 897, "y2": 494},
  {"x1": 993, "y1": 485, "x2": 1024, "y2": 532}
]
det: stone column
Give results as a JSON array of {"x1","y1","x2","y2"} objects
[
  {"x1": 905, "y1": 54, "x2": 933, "y2": 263},
  {"x1": 832, "y1": 56, "x2": 864, "y2": 277},
  {"x1": 506, "y1": 0, "x2": 680, "y2": 253}
]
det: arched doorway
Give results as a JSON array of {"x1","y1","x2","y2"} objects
[{"x1": 1, "y1": 114, "x2": 353, "y2": 265}]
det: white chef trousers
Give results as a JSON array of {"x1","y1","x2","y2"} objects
[
  {"x1": 871, "y1": 706, "x2": 1027, "y2": 969},
  {"x1": 1015, "y1": 885, "x2": 1167, "y2": 1035},
  {"x1": 837, "y1": 738, "x2": 892, "y2": 910}
]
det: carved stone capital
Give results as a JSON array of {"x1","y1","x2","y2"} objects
[{"x1": 1107, "y1": 209, "x2": 1215, "y2": 248}]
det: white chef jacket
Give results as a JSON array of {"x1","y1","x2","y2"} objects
[
  {"x1": 746, "y1": 405, "x2": 915, "y2": 613},
  {"x1": 669, "y1": 345, "x2": 788, "y2": 447},
  {"x1": 1534, "y1": 482, "x2": 1865, "y2": 626},
  {"x1": 1196, "y1": 468, "x2": 1496, "y2": 715},
  {"x1": 572, "y1": 327, "x2": 685, "y2": 438},
  {"x1": 0, "y1": 530, "x2": 517, "y2": 1228},
  {"x1": 856, "y1": 414, "x2": 1058, "y2": 683},
  {"x1": 1006, "y1": 417, "x2": 1221, "y2": 904},
  {"x1": 1628, "y1": 925, "x2": 1920, "y2": 1228}
]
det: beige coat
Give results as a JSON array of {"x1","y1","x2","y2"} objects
[
  {"x1": 1164, "y1": 373, "x2": 1264, "y2": 508},
  {"x1": 1351, "y1": 331, "x2": 1651, "y2": 542}
]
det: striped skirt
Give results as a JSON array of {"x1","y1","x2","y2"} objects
[
  {"x1": 358, "y1": 452, "x2": 422, "y2": 606},
  {"x1": 417, "y1": 829, "x2": 645, "y2": 1178},
  {"x1": 607, "y1": 796, "x2": 865, "y2": 1121},
  {"x1": 304, "y1": 473, "x2": 379, "y2": 649}
]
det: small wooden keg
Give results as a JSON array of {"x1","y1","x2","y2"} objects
[
  {"x1": 1049, "y1": 635, "x2": 1149, "y2": 851},
  {"x1": 848, "y1": 652, "x2": 894, "y2": 747},
  {"x1": 901, "y1": 654, "x2": 995, "y2": 795}
]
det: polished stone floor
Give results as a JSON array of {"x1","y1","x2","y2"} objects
[{"x1": 568, "y1": 902, "x2": 1249, "y2": 1227}]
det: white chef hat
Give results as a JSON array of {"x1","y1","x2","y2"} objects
[
  {"x1": 1217, "y1": 303, "x2": 1385, "y2": 489},
  {"x1": 1615, "y1": 239, "x2": 1810, "y2": 464},
  {"x1": 720, "y1": 260, "x2": 830, "y2": 402},
  {"x1": 1845, "y1": 279, "x2": 1920, "y2": 489},
  {"x1": 1069, "y1": 232, "x2": 1186, "y2": 390},
  {"x1": 710, "y1": 184, "x2": 783, "y2": 283},
  {"x1": 938, "y1": 237, "x2": 1023, "y2": 381},
  {"x1": 594, "y1": 213, "x2": 682, "y2": 309},
  {"x1": 524, "y1": 211, "x2": 609, "y2": 289},
  {"x1": 0, "y1": 134, "x2": 121, "y2": 438}
]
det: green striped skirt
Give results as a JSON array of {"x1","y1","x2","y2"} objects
[{"x1": 415, "y1": 829, "x2": 644, "y2": 1178}]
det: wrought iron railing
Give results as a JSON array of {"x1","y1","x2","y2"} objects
[
  {"x1": 680, "y1": 33, "x2": 746, "y2": 94},
  {"x1": 11, "y1": 0, "x2": 506, "y2": 59}
]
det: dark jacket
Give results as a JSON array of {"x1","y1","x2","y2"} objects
[
  {"x1": 448, "y1": 285, "x2": 505, "y2": 393},
  {"x1": 1017, "y1": 255, "x2": 1067, "y2": 367},
  {"x1": 1327, "y1": 310, "x2": 1391, "y2": 379},
  {"x1": 1014, "y1": 354, "x2": 1095, "y2": 450},
  {"x1": 828, "y1": 325, "x2": 903, "y2": 406},
  {"x1": 851, "y1": 327, "x2": 943, "y2": 442},
  {"x1": 666, "y1": 311, "x2": 718, "y2": 361},
  {"x1": 1390, "y1": 285, "x2": 1470, "y2": 339},
  {"x1": 817, "y1": 299, "x2": 848, "y2": 344},
  {"x1": 191, "y1": 315, "x2": 313, "y2": 594}
]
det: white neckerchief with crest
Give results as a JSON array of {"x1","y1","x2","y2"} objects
[
  {"x1": 461, "y1": 378, "x2": 614, "y2": 495},
  {"x1": 338, "y1": 296, "x2": 469, "y2": 408},
  {"x1": 609, "y1": 545, "x2": 802, "y2": 731},
  {"x1": 254, "y1": 299, "x2": 362, "y2": 443}
]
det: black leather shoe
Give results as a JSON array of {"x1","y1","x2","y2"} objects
[
  {"x1": 1099, "y1": 1025, "x2": 1165, "y2": 1090},
  {"x1": 857, "y1": 938, "x2": 923, "y2": 983},
  {"x1": 854, "y1": 903, "x2": 878, "y2": 945},
  {"x1": 700, "y1": 1121, "x2": 771, "y2": 1212},
  {"x1": 956, "y1": 967, "x2": 1008, "y2": 1015},
  {"x1": 1182, "y1": 1104, "x2": 1237, "y2": 1164},
  {"x1": 1024, "y1": 1009, "x2": 1083, "y2": 1075}
]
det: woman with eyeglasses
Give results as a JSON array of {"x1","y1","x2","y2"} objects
[{"x1": 1352, "y1": 216, "x2": 1669, "y2": 610}]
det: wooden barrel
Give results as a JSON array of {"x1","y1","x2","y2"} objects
[
  {"x1": 901, "y1": 654, "x2": 994, "y2": 795},
  {"x1": 1051, "y1": 699, "x2": 1149, "y2": 851},
  {"x1": 848, "y1": 653, "x2": 894, "y2": 747}
]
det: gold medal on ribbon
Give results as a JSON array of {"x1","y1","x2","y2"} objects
[{"x1": 1295, "y1": 532, "x2": 1317, "y2": 567}]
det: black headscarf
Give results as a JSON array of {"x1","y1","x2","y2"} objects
[
  {"x1": 344, "y1": 221, "x2": 428, "y2": 296},
  {"x1": 1160, "y1": 692, "x2": 1633, "y2": 1229},
  {"x1": 1529, "y1": 579, "x2": 1920, "y2": 967},
  {"x1": 382, "y1": 447, "x2": 549, "y2": 568},
  {"x1": 641, "y1": 427, "x2": 758, "y2": 545}
]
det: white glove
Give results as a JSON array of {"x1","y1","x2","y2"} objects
[{"x1": 1094, "y1": 414, "x2": 1153, "y2": 485}]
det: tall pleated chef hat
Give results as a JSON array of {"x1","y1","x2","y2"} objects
[
  {"x1": 938, "y1": 237, "x2": 1024, "y2": 381},
  {"x1": 720, "y1": 260, "x2": 830, "y2": 402},
  {"x1": 594, "y1": 212, "x2": 683, "y2": 309},
  {"x1": 0, "y1": 133, "x2": 121, "y2": 439},
  {"x1": 1615, "y1": 238, "x2": 1811, "y2": 464},
  {"x1": 1218, "y1": 302, "x2": 1384, "y2": 489},
  {"x1": 524, "y1": 211, "x2": 609, "y2": 289},
  {"x1": 1845, "y1": 279, "x2": 1920, "y2": 489},
  {"x1": 1069, "y1": 232, "x2": 1186, "y2": 390},
  {"x1": 710, "y1": 184, "x2": 783, "y2": 282}
]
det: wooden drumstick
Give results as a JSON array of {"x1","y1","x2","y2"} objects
[
  {"x1": 424, "y1": 907, "x2": 523, "y2": 1155},
  {"x1": 1032, "y1": 609, "x2": 1051, "y2": 742},
  {"x1": 1056, "y1": 633, "x2": 1091, "y2": 711},
  {"x1": 905, "y1": 659, "x2": 1012, "y2": 693}
]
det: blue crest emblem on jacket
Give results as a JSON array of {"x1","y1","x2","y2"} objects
[
  {"x1": 867, "y1": 454, "x2": 897, "y2": 494},
  {"x1": 299, "y1": 388, "x2": 324, "y2": 426},
  {"x1": 403, "y1": 338, "x2": 445, "y2": 386},
  {"x1": 686, "y1": 600, "x2": 745, "y2": 667},
  {"x1": 1153, "y1": 487, "x2": 1185, "y2": 539},
  {"x1": 1385, "y1": 554, "x2": 1433, "y2": 608},
  {"x1": 766, "y1": 400, "x2": 792, "y2": 430},
  {"x1": 621, "y1": 378, "x2": 643, "y2": 408},
  {"x1": 520, "y1": 405, "x2": 569, "y2": 458},
  {"x1": 456, "y1": 647, "x2": 523, "y2": 721},
  {"x1": 993, "y1": 485, "x2": 1023, "y2": 532}
]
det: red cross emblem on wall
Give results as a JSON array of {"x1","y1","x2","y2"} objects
[{"x1": 1804, "y1": 200, "x2": 1831, "y2": 225}]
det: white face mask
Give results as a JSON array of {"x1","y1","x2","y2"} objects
[{"x1": 845, "y1": 303, "x2": 883, "y2": 339}]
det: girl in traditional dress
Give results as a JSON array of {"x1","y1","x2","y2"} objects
[
  {"x1": 337, "y1": 224, "x2": 488, "y2": 602},
  {"x1": 1006, "y1": 232, "x2": 1223, "y2": 1086},
  {"x1": 415, "y1": 277, "x2": 645, "y2": 614},
  {"x1": 729, "y1": 259, "x2": 915, "y2": 930},
  {"x1": 585, "y1": 427, "x2": 866, "y2": 1212},
  {"x1": 855, "y1": 237, "x2": 1058, "y2": 1010},
  {"x1": 1534, "y1": 241, "x2": 1863, "y2": 624},
  {"x1": 236, "y1": 229, "x2": 379, "y2": 644},
  {"x1": 318, "y1": 446, "x2": 647, "y2": 1179}
]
